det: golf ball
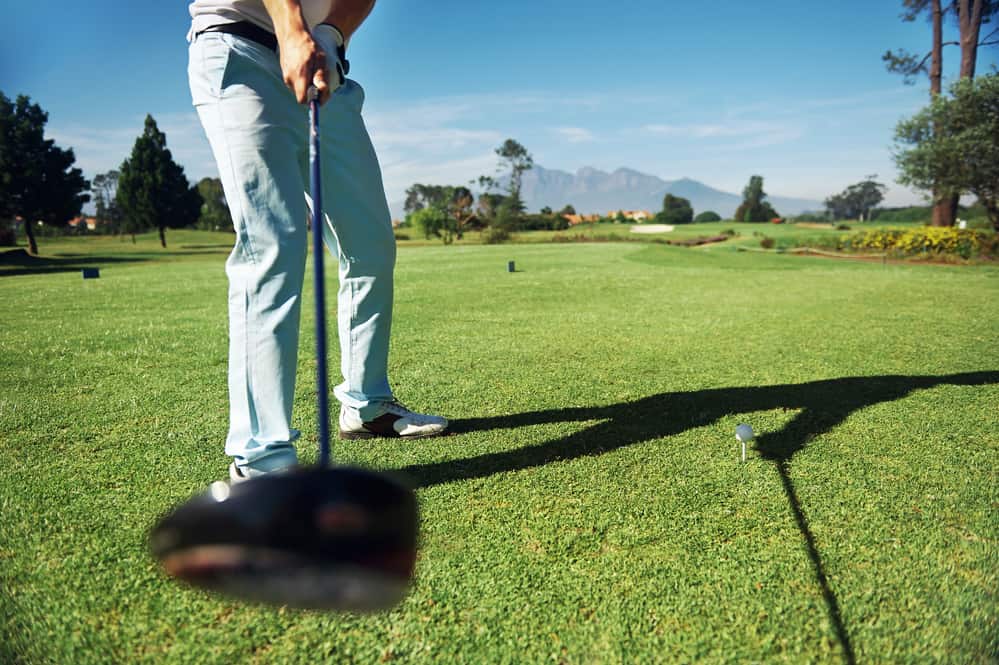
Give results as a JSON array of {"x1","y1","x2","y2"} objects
[{"x1": 735, "y1": 424, "x2": 755, "y2": 442}]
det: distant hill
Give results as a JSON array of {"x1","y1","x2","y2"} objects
[
  {"x1": 389, "y1": 165, "x2": 823, "y2": 220},
  {"x1": 519, "y1": 165, "x2": 822, "y2": 218}
]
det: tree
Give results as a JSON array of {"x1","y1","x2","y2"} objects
[
  {"x1": 824, "y1": 176, "x2": 887, "y2": 220},
  {"x1": 495, "y1": 138, "x2": 533, "y2": 207},
  {"x1": 402, "y1": 184, "x2": 478, "y2": 243},
  {"x1": 92, "y1": 170, "x2": 122, "y2": 234},
  {"x1": 0, "y1": 92, "x2": 90, "y2": 254},
  {"x1": 694, "y1": 211, "x2": 722, "y2": 223},
  {"x1": 658, "y1": 193, "x2": 694, "y2": 224},
  {"x1": 894, "y1": 73, "x2": 999, "y2": 230},
  {"x1": 404, "y1": 183, "x2": 449, "y2": 216},
  {"x1": 734, "y1": 175, "x2": 779, "y2": 222},
  {"x1": 410, "y1": 205, "x2": 453, "y2": 243},
  {"x1": 883, "y1": 0, "x2": 999, "y2": 226},
  {"x1": 476, "y1": 190, "x2": 505, "y2": 221},
  {"x1": 477, "y1": 139, "x2": 533, "y2": 239},
  {"x1": 195, "y1": 177, "x2": 233, "y2": 232},
  {"x1": 446, "y1": 186, "x2": 478, "y2": 239},
  {"x1": 559, "y1": 204, "x2": 576, "y2": 216},
  {"x1": 117, "y1": 115, "x2": 202, "y2": 248}
]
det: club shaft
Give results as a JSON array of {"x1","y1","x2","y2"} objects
[{"x1": 310, "y1": 98, "x2": 331, "y2": 468}]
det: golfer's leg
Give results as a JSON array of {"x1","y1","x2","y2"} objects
[
  {"x1": 317, "y1": 80, "x2": 397, "y2": 420},
  {"x1": 190, "y1": 33, "x2": 308, "y2": 473}
]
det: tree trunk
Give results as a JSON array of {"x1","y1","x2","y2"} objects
[
  {"x1": 957, "y1": 0, "x2": 983, "y2": 79},
  {"x1": 159, "y1": 226, "x2": 167, "y2": 248},
  {"x1": 930, "y1": 0, "x2": 942, "y2": 96},
  {"x1": 25, "y1": 221, "x2": 38, "y2": 255},
  {"x1": 932, "y1": 193, "x2": 958, "y2": 227},
  {"x1": 932, "y1": 0, "x2": 985, "y2": 228},
  {"x1": 929, "y1": 0, "x2": 957, "y2": 227}
]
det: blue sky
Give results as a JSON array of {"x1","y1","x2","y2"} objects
[{"x1": 4, "y1": 1, "x2": 997, "y2": 210}]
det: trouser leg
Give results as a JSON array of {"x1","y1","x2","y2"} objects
[
  {"x1": 190, "y1": 33, "x2": 307, "y2": 471},
  {"x1": 314, "y1": 80, "x2": 397, "y2": 421}
]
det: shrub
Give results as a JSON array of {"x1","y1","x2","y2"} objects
[
  {"x1": 519, "y1": 213, "x2": 570, "y2": 231},
  {"x1": 869, "y1": 206, "x2": 932, "y2": 223},
  {"x1": 693, "y1": 211, "x2": 721, "y2": 223},
  {"x1": 393, "y1": 232, "x2": 410, "y2": 241},
  {"x1": 794, "y1": 211, "x2": 831, "y2": 222},
  {"x1": 658, "y1": 194, "x2": 694, "y2": 224},
  {"x1": 760, "y1": 236, "x2": 776, "y2": 249},
  {"x1": 840, "y1": 226, "x2": 993, "y2": 259},
  {"x1": 721, "y1": 228, "x2": 736, "y2": 236},
  {"x1": 410, "y1": 206, "x2": 453, "y2": 243},
  {"x1": 483, "y1": 226, "x2": 511, "y2": 244},
  {"x1": 835, "y1": 224, "x2": 851, "y2": 231}
]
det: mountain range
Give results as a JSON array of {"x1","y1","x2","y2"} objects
[
  {"x1": 391, "y1": 165, "x2": 822, "y2": 220},
  {"x1": 518, "y1": 165, "x2": 822, "y2": 218}
]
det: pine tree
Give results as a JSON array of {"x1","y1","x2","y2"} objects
[
  {"x1": 734, "y1": 175, "x2": 780, "y2": 222},
  {"x1": 117, "y1": 115, "x2": 202, "y2": 248}
]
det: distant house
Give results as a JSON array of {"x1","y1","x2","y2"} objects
[
  {"x1": 607, "y1": 209, "x2": 653, "y2": 222},
  {"x1": 564, "y1": 213, "x2": 601, "y2": 225},
  {"x1": 68, "y1": 216, "x2": 98, "y2": 231}
]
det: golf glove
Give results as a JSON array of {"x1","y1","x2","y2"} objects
[{"x1": 312, "y1": 23, "x2": 349, "y2": 92}]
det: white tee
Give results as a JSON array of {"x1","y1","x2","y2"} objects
[{"x1": 188, "y1": 1, "x2": 334, "y2": 39}]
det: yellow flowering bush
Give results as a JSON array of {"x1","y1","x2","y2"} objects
[{"x1": 839, "y1": 226, "x2": 995, "y2": 259}]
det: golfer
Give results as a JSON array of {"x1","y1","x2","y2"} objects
[{"x1": 187, "y1": 0, "x2": 448, "y2": 482}]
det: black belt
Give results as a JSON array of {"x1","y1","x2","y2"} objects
[{"x1": 198, "y1": 21, "x2": 278, "y2": 51}]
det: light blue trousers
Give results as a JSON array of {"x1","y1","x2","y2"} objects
[{"x1": 189, "y1": 31, "x2": 396, "y2": 471}]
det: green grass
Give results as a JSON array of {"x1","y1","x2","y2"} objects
[{"x1": 2, "y1": 232, "x2": 998, "y2": 663}]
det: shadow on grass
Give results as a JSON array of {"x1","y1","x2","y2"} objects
[
  {"x1": 0, "y1": 248, "x2": 147, "y2": 277},
  {"x1": 0, "y1": 243, "x2": 232, "y2": 276},
  {"x1": 178, "y1": 243, "x2": 234, "y2": 250},
  {"x1": 405, "y1": 371, "x2": 999, "y2": 664}
]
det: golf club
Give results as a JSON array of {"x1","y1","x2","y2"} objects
[{"x1": 149, "y1": 89, "x2": 419, "y2": 612}]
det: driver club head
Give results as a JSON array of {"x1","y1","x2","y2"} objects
[{"x1": 150, "y1": 466, "x2": 419, "y2": 611}]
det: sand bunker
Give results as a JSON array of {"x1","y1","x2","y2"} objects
[{"x1": 630, "y1": 224, "x2": 674, "y2": 234}]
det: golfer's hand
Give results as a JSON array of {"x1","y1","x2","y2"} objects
[
  {"x1": 311, "y1": 24, "x2": 347, "y2": 99},
  {"x1": 277, "y1": 30, "x2": 330, "y2": 104}
]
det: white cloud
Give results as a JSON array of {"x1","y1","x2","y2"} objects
[
  {"x1": 554, "y1": 127, "x2": 595, "y2": 143},
  {"x1": 48, "y1": 110, "x2": 217, "y2": 182},
  {"x1": 369, "y1": 126, "x2": 502, "y2": 150},
  {"x1": 380, "y1": 152, "x2": 498, "y2": 199},
  {"x1": 636, "y1": 120, "x2": 804, "y2": 152}
]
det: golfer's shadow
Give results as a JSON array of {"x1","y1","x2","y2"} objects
[
  {"x1": 401, "y1": 370, "x2": 998, "y2": 665},
  {"x1": 403, "y1": 371, "x2": 998, "y2": 486}
]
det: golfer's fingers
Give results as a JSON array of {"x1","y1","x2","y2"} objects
[
  {"x1": 287, "y1": 66, "x2": 310, "y2": 103},
  {"x1": 312, "y1": 59, "x2": 330, "y2": 105},
  {"x1": 297, "y1": 77, "x2": 312, "y2": 104}
]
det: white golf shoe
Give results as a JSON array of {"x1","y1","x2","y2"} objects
[
  {"x1": 229, "y1": 462, "x2": 253, "y2": 484},
  {"x1": 228, "y1": 460, "x2": 296, "y2": 484},
  {"x1": 339, "y1": 401, "x2": 448, "y2": 440}
]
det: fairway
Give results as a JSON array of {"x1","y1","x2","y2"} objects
[{"x1": 1, "y1": 234, "x2": 997, "y2": 663}]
